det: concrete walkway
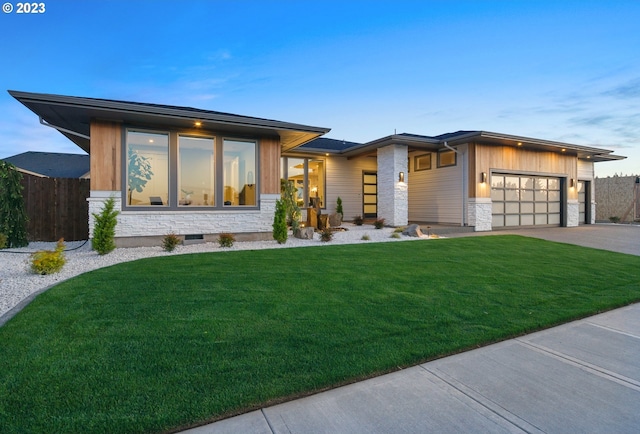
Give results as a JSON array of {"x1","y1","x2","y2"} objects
[{"x1": 182, "y1": 225, "x2": 640, "y2": 433}]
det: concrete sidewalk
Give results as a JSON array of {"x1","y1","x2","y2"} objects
[
  {"x1": 183, "y1": 303, "x2": 640, "y2": 433},
  {"x1": 182, "y1": 225, "x2": 640, "y2": 433}
]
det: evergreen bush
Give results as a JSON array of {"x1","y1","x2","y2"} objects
[
  {"x1": 162, "y1": 233, "x2": 181, "y2": 252},
  {"x1": 336, "y1": 196, "x2": 344, "y2": 219},
  {"x1": 272, "y1": 198, "x2": 288, "y2": 244},
  {"x1": 0, "y1": 233, "x2": 7, "y2": 249},
  {"x1": 92, "y1": 197, "x2": 119, "y2": 255},
  {"x1": 0, "y1": 161, "x2": 28, "y2": 247},
  {"x1": 218, "y1": 233, "x2": 235, "y2": 248}
]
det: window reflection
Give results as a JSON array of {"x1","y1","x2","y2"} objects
[
  {"x1": 126, "y1": 131, "x2": 169, "y2": 206},
  {"x1": 223, "y1": 139, "x2": 256, "y2": 206}
]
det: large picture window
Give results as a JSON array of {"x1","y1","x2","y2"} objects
[
  {"x1": 126, "y1": 131, "x2": 169, "y2": 206},
  {"x1": 179, "y1": 136, "x2": 215, "y2": 206},
  {"x1": 223, "y1": 139, "x2": 256, "y2": 206},
  {"x1": 124, "y1": 129, "x2": 258, "y2": 210}
]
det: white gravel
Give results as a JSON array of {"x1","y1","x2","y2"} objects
[{"x1": 0, "y1": 224, "x2": 434, "y2": 321}]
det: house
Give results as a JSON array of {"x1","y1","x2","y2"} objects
[
  {"x1": 2, "y1": 151, "x2": 90, "y2": 178},
  {"x1": 10, "y1": 90, "x2": 626, "y2": 246}
]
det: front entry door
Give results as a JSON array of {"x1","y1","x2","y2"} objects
[{"x1": 363, "y1": 171, "x2": 377, "y2": 218}]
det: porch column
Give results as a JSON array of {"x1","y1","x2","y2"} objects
[{"x1": 377, "y1": 144, "x2": 408, "y2": 227}]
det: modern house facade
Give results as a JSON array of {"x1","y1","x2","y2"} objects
[{"x1": 11, "y1": 90, "x2": 626, "y2": 246}]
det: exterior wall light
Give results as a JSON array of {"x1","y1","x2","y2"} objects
[
  {"x1": 480, "y1": 172, "x2": 487, "y2": 183},
  {"x1": 570, "y1": 178, "x2": 576, "y2": 188},
  {"x1": 399, "y1": 171, "x2": 405, "y2": 183}
]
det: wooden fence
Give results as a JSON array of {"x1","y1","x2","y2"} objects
[
  {"x1": 20, "y1": 173, "x2": 90, "y2": 241},
  {"x1": 595, "y1": 175, "x2": 640, "y2": 222}
]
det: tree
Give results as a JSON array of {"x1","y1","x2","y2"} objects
[
  {"x1": 127, "y1": 147, "x2": 154, "y2": 204},
  {"x1": 0, "y1": 161, "x2": 28, "y2": 247},
  {"x1": 272, "y1": 198, "x2": 288, "y2": 244},
  {"x1": 280, "y1": 178, "x2": 301, "y2": 228}
]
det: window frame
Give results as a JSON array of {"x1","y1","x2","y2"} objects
[
  {"x1": 122, "y1": 126, "x2": 259, "y2": 211},
  {"x1": 437, "y1": 149, "x2": 457, "y2": 168},
  {"x1": 414, "y1": 153, "x2": 432, "y2": 171},
  {"x1": 281, "y1": 156, "x2": 327, "y2": 209}
]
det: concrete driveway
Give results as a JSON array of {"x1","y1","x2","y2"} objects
[{"x1": 182, "y1": 224, "x2": 640, "y2": 433}]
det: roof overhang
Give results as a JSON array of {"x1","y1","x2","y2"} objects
[
  {"x1": 443, "y1": 131, "x2": 625, "y2": 162},
  {"x1": 10, "y1": 90, "x2": 330, "y2": 154},
  {"x1": 341, "y1": 134, "x2": 441, "y2": 158}
]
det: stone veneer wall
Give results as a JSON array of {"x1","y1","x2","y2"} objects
[
  {"x1": 88, "y1": 191, "x2": 279, "y2": 246},
  {"x1": 467, "y1": 198, "x2": 492, "y2": 231},
  {"x1": 377, "y1": 145, "x2": 408, "y2": 227},
  {"x1": 567, "y1": 200, "x2": 579, "y2": 227},
  {"x1": 595, "y1": 175, "x2": 639, "y2": 222}
]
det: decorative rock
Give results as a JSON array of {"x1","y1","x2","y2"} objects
[
  {"x1": 294, "y1": 227, "x2": 315, "y2": 240},
  {"x1": 402, "y1": 224, "x2": 423, "y2": 237},
  {"x1": 329, "y1": 213, "x2": 342, "y2": 227}
]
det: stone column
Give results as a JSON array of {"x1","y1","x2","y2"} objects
[
  {"x1": 468, "y1": 198, "x2": 492, "y2": 231},
  {"x1": 377, "y1": 145, "x2": 408, "y2": 227}
]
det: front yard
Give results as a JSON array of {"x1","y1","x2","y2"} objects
[{"x1": 1, "y1": 235, "x2": 639, "y2": 433}]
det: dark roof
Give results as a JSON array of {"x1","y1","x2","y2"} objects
[
  {"x1": 9, "y1": 90, "x2": 330, "y2": 153},
  {"x1": 297, "y1": 137, "x2": 362, "y2": 153},
  {"x1": 2, "y1": 151, "x2": 89, "y2": 178}
]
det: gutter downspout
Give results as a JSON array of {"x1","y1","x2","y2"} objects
[
  {"x1": 39, "y1": 117, "x2": 90, "y2": 140},
  {"x1": 443, "y1": 141, "x2": 466, "y2": 226}
]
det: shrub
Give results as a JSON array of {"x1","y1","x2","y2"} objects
[
  {"x1": 361, "y1": 234, "x2": 371, "y2": 241},
  {"x1": 280, "y1": 179, "x2": 301, "y2": 227},
  {"x1": 320, "y1": 227, "x2": 333, "y2": 242},
  {"x1": 92, "y1": 197, "x2": 119, "y2": 255},
  {"x1": 0, "y1": 161, "x2": 28, "y2": 248},
  {"x1": 390, "y1": 233, "x2": 401, "y2": 239},
  {"x1": 374, "y1": 218, "x2": 386, "y2": 229},
  {"x1": 609, "y1": 216, "x2": 621, "y2": 223},
  {"x1": 272, "y1": 198, "x2": 288, "y2": 244},
  {"x1": 162, "y1": 233, "x2": 181, "y2": 252},
  {"x1": 31, "y1": 239, "x2": 66, "y2": 275},
  {"x1": 353, "y1": 215, "x2": 364, "y2": 226},
  {"x1": 0, "y1": 233, "x2": 7, "y2": 249},
  {"x1": 218, "y1": 233, "x2": 235, "y2": 248},
  {"x1": 336, "y1": 197, "x2": 344, "y2": 219}
]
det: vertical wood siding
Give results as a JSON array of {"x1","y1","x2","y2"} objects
[
  {"x1": 90, "y1": 120, "x2": 121, "y2": 191},
  {"x1": 260, "y1": 137, "x2": 281, "y2": 194}
]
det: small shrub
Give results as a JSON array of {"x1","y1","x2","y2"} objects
[
  {"x1": 353, "y1": 215, "x2": 364, "y2": 226},
  {"x1": 320, "y1": 227, "x2": 333, "y2": 242},
  {"x1": 0, "y1": 233, "x2": 7, "y2": 249},
  {"x1": 31, "y1": 239, "x2": 66, "y2": 275},
  {"x1": 218, "y1": 233, "x2": 235, "y2": 248},
  {"x1": 374, "y1": 218, "x2": 385, "y2": 229},
  {"x1": 390, "y1": 232, "x2": 401, "y2": 239},
  {"x1": 273, "y1": 198, "x2": 288, "y2": 244},
  {"x1": 361, "y1": 234, "x2": 371, "y2": 241},
  {"x1": 336, "y1": 197, "x2": 344, "y2": 219},
  {"x1": 609, "y1": 216, "x2": 621, "y2": 223},
  {"x1": 92, "y1": 196, "x2": 119, "y2": 255},
  {"x1": 394, "y1": 227, "x2": 404, "y2": 233},
  {"x1": 162, "y1": 233, "x2": 181, "y2": 252}
]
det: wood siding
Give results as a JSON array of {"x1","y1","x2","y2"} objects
[
  {"x1": 90, "y1": 120, "x2": 121, "y2": 191},
  {"x1": 325, "y1": 155, "x2": 377, "y2": 219},
  {"x1": 408, "y1": 150, "x2": 464, "y2": 224},
  {"x1": 473, "y1": 144, "x2": 577, "y2": 200},
  {"x1": 20, "y1": 173, "x2": 90, "y2": 241},
  {"x1": 260, "y1": 137, "x2": 281, "y2": 194}
]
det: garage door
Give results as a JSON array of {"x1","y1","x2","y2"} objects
[{"x1": 491, "y1": 174, "x2": 562, "y2": 228}]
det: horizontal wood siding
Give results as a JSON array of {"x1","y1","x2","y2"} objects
[
  {"x1": 577, "y1": 159, "x2": 594, "y2": 180},
  {"x1": 90, "y1": 120, "x2": 121, "y2": 191},
  {"x1": 408, "y1": 151, "x2": 463, "y2": 224},
  {"x1": 473, "y1": 144, "x2": 577, "y2": 200},
  {"x1": 325, "y1": 155, "x2": 377, "y2": 218},
  {"x1": 260, "y1": 137, "x2": 281, "y2": 194}
]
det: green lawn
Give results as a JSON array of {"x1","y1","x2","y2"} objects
[{"x1": 1, "y1": 235, "x2": 639, "y2": 433}]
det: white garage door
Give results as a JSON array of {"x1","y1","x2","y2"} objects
[{"x1": 491, "y1": 174, "x2": 562, "y2": 228}]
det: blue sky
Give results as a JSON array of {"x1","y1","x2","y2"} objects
[{"x1": 1, "y1": 0, "x2": 638, "y2": 177}]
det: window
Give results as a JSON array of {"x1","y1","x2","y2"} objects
[
  {"x1": 124, "y1": 128, "x2": 258, "y2": 210},
  {"x1": 414, "y1": 153, "x2": 432, "y2": 171},
  {"x1": 126, "y1": 131, "x2": 169, "y2": 206},
  {"x1": 179, "y1": 136, "x2": 215, "y2": 206},
  {"x1": 223, "y1": 139, "x2": 256, "y2": 206},
  {"x1": 281, "y1": 157, "x2": 326, "y2": 208},
  {"x1": 438, "y1": 150, "x2": 456, "y2": 167}
]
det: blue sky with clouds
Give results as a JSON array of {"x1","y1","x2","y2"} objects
[{"x1": 1, "y1": 0, "x2": 638, "y2": 177}]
